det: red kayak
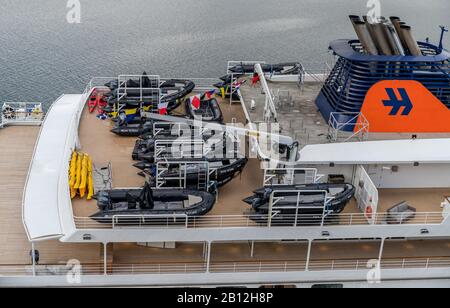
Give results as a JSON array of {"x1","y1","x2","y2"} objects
[
  {"x1": 97, "y1": 95, "x2": 108, "y2": 114},
  {"x1": 88, "y1": 91, "x2": 98, "y2": 113}
]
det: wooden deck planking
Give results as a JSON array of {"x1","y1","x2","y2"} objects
[
  {"x1": 0, "y1": 126, "x2": 40, "y2": 264},
  {"x1": 0, "y1": 126, "x2": 101, "y2": 265}
]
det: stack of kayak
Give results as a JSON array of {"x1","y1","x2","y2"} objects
[
  {"x1": 243, "y1": 183, "x2": 355, "y2": 225},
  {"x1": 69, "y1": 151, "x2": 94, "y2": 200},
  {"x1": 87, "y1": 88, "x2": 109, "y2": 115}
]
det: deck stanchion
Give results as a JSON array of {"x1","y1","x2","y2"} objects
[
  {"x1": 305, "y1": 240, "x2": 312, "y2": 271},
  {"x1": 103, "y1": 243, "x2": 108, "y2": 276},
  {"x1": 378, "y1": 238, "x2": 385, "y2": 268},
  {"x1": 31, "y1": 242, "x2": 36, "y2": 277},
  {"x1": 206, "y1": 242, "x2": 211, "y2": 273}
]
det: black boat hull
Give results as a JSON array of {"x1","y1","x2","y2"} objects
[
  {"x1": 140, "y1": 158, "x2": 248, "y2": 187},
  {"x1": 91, "y1": 187, "x2": 216, "y2": 224},
  {"x1": 244, "y1": 183, "x2": 355, "y2": 216}
]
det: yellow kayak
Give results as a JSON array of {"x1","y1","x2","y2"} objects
[
  {"x1": 74, "y1": 153, "x2": 83, "y2": 189},
  {"x1": 87, "y1": 156, "x2": 94, "y2": 200},
  {"x1": 69, "y1": 151, "x2": 77, "y2": 189},
  {"x1": 79, "y1": 154, "x2": 89, "y2": 197}
]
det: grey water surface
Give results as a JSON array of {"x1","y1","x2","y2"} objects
[{"x1": 0, "y1": 0, "x2": 448, "y2": 106}]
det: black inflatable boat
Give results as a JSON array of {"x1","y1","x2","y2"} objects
[
  {"x1": 228, "y1": 62, "x2": 302, "y2": 75},
  {"x1": 111, "y1": 119, "x2": 155, "y2": 137},
  {"x1": 244, "y1": 183, "x2": 355, "y2": 215},
  {"x1": 135, "y1": 157, "x2": 248, "y2": 187},
  {"x1": 132, "y1": 134, "x2": 211, "y2": 161},
  {"x1": 91, "y1": 183, "x2": 216, "y2": 224},
  {"x1": 185, "y1": 97, "x2": 223, "y2": 123},
  {"x1": 103, "y1": 73, "x2": 195, "y2": 117},
  {"x1": 136, "y1": 138, "x2": 242, "y2": 166}
]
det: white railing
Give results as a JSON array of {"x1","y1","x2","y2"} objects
[
  {"x1": 263, "y1": 168, "x2": 324, "y2": 186},
  {"x1": 111, "y1": 214, "x2": 189, "y2": 229},
  {"x1": 154, "y1": 139, "x2": 206, "y2": 161},
  {"x1": 83, "y1": 77, "x2": 220, "y2": 95},
  {"x1": 328, "y1": 112, "x2": 370, "y2": 142},
  {"x1": 155, "y1": 160, "x2": 211, "y2": 191},
  {"x1": 83, "y1": 77, "x2": 116, "y2": 94},
  {"x1": 117, "y1": 74, "x2": 160, "y2": 102},
  {"x1": 2, "y1": 257, "x2": 450, "y2": 277},
  {"x1": 73, "y1": 211, "x2": 447, "y2": 230}
]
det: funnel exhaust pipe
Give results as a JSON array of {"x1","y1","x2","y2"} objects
[
  {"x1": 363, "y1": 15, "x2": 381, "y2": 54},
  {"x1": 401, "y1": 25, "x2": 422, "y2": 56},
  {"x1": 384, "y1": 22, "x2": 405, "y2": 55},
  {"x1": 372, "y1": 19, "x2": 394, "y2": 55},
  {"x1": 349, "y1": 16, "x2": 379, "y2": 55},
  {"x1": 390, "y1": 16, "x2": 409, "y2": 53}
]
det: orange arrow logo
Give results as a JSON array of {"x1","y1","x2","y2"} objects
[{"x1": 357, "y1": 80, "x2": 450, "y2": 133}]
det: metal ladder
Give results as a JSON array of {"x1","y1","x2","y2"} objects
[
  {"x1": 197, "y1": 168, "x2": 208, "y2": 191},
  {"x1": 156, "y1": 163, "x2": 170, "y2": 188}
]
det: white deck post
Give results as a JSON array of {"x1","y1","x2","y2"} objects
[
  {"x1": 305, "y1": 240, "x2": 312, "y2": 271},
  {"x1": 103, "y1": 243, "x2": 108, "y2": 276},
  {"x1": 378, "y1": 238, "x2": 385, "y2": 265},
  {"x1": 250, "y1": 241, "x2": 255, "y2": 258},
  {"x1": 206, "y1": 242, "x2": 211, "y2": 273},
  {"x1": 31, "y1": 242, "x2": 36, "y2": 277}
]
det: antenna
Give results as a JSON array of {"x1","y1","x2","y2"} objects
[{"x1": 438, "y1": 25, "x2": 448, "y2": 52}]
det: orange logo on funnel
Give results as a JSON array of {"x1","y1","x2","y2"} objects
[{"x1": 357, "y1": 80, "x2": 450, "y2": 133}]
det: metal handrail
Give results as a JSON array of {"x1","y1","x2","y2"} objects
[
  {"x1": 328, "y1": 112, "x2": 370, "y2": 142},
  {"x1": 1, "y1": 102, "x2": 45, "y2": 127},
  {"x1": 1, "y1": 257, "x2": 450, "y2": 277},
  {"x1": 73, "y1": 211, "x2": 447, "y2": 230},
  {"x1": 263, "y1": 167, "x2": 324, "y2": 186},
  {"x1": 83, "y1": 76, "x2": 221, "y2": 95}
]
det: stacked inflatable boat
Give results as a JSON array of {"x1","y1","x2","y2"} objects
[
  {"x1": 101, "y1": 72, "x2": 196, "y2": 121},
  {"x1": 244, "y1": 183, "x2": 355, "y2": 225},
  {"x1": 90, "y1": 82, "x2": 247, "y2": 222}
]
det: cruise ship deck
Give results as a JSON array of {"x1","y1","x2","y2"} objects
[
  {"x1": 70, "y1": 87, "x2": 449, "y2": 226},
  {"x1": 0, "y1": 91, "x2": 449, "y2": 278},
  {"x1": 239, "y1": 78, "x2": 450, "y2": 145}
]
